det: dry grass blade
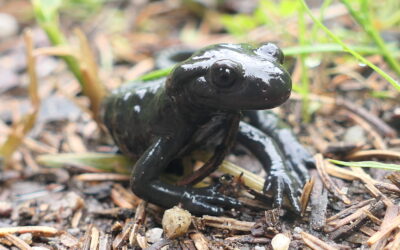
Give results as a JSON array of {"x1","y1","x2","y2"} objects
[
  {"x1": 111, "y1": 184, "x2": 141, "y2": 209},
  {"x1": 314, "y1": 154, "x2": 351, "y2": 205},
  {"x1": 325, "y1": 162, "x2": 394, "y2": 206},
  {"x1": 300, "y1": 176, "x2": 315, "y2": 215},
  {"x1": 3, "y1": 234, "x2": 32, "y2": 250},
  {"x1": 113, "y1": 218, "x2": 134, "y2": 249},
  {"x1": 81, "y1": 224, "x2": 93, "y2": 250},
  {"x1": 325, "y1": 163, "x2": 358, "y2": 181},
  {"x1": 326, "y1": 199, "x2": 374, "y2": 223},
  {"x1": 0, "y1": 29, "x2": 40, "y2": 162},
  {"x1": 325, "y1": 205, "x2": 369, "y2": 232},
  {"x1": 33, "y1": 46, "x2": 75, "y2": 57},
  {"x1": 90, "y1": 226, "x2": 100, "y2": 250},
  {"x1": 193, "y1": 151, "x2": 264, "y2": 192},
  {"x1": 370, "y1": 205, "x2": 399, "y2": 249},
  {"x1": 349, "y1": 166, "x2": 393, "y2": 206},
  {"x1": 225, "y1": 235, "x2": 270, "y2": 244},
  {"x1": 71, "y1": 209, "x2": 83, "y2": 228},
  {"x1": 368, "y1": 212, "x2": 400, "y2": 246},
  {"x1": 386, "y1": 230, "x2": 400, "y2": 249},
  {"x1": 347, "y1": 150, "x2": 400, "y2": 160},
  {"x1": 60, "y1": 233, "x2": 79, "y2": 248},
  {"x1": 387, "y1": 172, "x2": 400, "y2": 190},
  {"x1": 75, "y1": 173, "x2": 130, "y2": 182},
  {"x1": 0, "y1": 226, "x2": 58, "y2": 237},
  {"x1": 36, "y1": 153, "x2": 132, "y2": 174},
  {"x1": 202, "y1": 215, "x2": 255, "y2": 231},
  {"x1": 190, "y1": 232, "x2": 210, "y2": 250},
  {"x1": 129, "y1": 201, "x2": 147, "y2": 246},
  {"x1": 301, "y1": 232, "x2": 338, "y2": 250},
  {"x1": 75, "y1": 28, "x2": 106, "y2": 122},
  {"x1": 328, "y1": 200, "x2": 385, "y2": 240},
  {"x1": 326, "y1": 163, "x2": 400, "y2": 194}
]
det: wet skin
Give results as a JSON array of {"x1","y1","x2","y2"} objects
[{"x1": 102, "y1": 43, "x2": 313, "y2": 215}]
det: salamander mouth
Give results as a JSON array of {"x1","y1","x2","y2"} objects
[{"x1": 263, "y1": 90, "x2": 291, "y2": 109}]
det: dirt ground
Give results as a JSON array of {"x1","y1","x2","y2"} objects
[{"x1": 1, "y1": 0, "x2": 400, "y2": 249}]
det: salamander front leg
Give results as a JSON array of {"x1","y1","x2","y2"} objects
[
  {"x1": 131, "y1": 136, "x2": 241, "y2": 215},
  {"x1": 236, "y1": 122, "x2": 303, "y2": 214},
  {"x1": 243, "y1": 110, "x2": 312, "y2": 183}
]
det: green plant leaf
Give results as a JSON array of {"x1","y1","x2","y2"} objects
[
  {"x1": 329, "y1": 159, "x2": 400, "y2": 171},
  {"x1": 32, "y1": 0, "x2": 62, "y2": 24},
  {"x1": 137, "y1": 67, "x2": 173, "y2": 81},
  {"x1": 37, "y1": 153, "x2": 132, "y2": 174}
]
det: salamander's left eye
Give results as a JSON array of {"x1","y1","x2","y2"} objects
[{"x1": 210, "y1": 59, "x2": 241, "y2": 88}]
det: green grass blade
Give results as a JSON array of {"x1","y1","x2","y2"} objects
[
  {"x1": 37, "y1": 153, "x2": 132, "y2": 174},
  {"x1": 300, "y1": 0, "x2": 400, "y2": 92},
  {"x1": 329, "y1": 159, "x2": 400, "y2": 171},
  {"x1": 283, "y1": 44, "x2": 399, "y2": 56},
  {"x1": 137, "y1": 67, "x2": 173, "y2": 81}
]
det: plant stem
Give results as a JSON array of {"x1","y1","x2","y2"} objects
[
  {"x1": 340, "y1": 0, "x2": 400, "y2": 76},
  {"x1": 41, "y1": 23, "x2": 84, "y2": 86},
  {"x1": 298, "y1": 3, "x2": 311, "y2": 123},
  {"x1": 300, "y1": 0, "x2": 400, "y2": 92}
]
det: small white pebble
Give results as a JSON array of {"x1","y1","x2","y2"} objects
[
  {"x1": 255, "y1": 246, "x2": 266, "y2": 250},
  {"x1": 293, "y1": 227, "x2": 303, "y2": 234},
  {"x1": 271, "y1": 233, "x2": 290, "y2": 250},
  {"x1": 162, "y1": 206, "x2": 192, "y2": 239},
  {"x1": 146, "y1": 227, "x2": 163, "y2": 243}
]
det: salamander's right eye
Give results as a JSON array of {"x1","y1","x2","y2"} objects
[{"x1": 210, "y1": 59, "x2": 242, "y2": 88}]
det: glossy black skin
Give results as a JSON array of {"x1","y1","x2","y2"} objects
[{"x1": 102, "y1": 43, "x2": 312, "y2": 215}]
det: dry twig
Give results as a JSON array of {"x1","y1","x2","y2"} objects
[
  {"x1": 315, "y1": 154, "x2": 351, "y2": 205},
  {"x1": 202, "y1": 215, "x2": 255, "y2": 232},
  {"x1": 301, "y1": 232, "x2": 338, "y2": 250}
]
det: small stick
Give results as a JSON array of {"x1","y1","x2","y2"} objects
[
  {"x1": 90, "y1": 226, "x2": 100, "y2": 250},
  {"x1": 301, "y1": 232, "x2": 339, "y2": 250},
  {"x1": 370, "y1": 205, "x2": 399, "y2": 249},
  {"x1": 368, "y1": 212, "x2": 400, "y2": 245},
  {"x1": 202, "y1": 215, "x2": 255, "y2": 231},
  {"x1": 3, "y1": 234, "x2": 32, "y2": 250},
  {"x1": 330, "y1": 200, "x2": 385, "y2": 240},
  {"x1": 326, "y1": 198, "x2": 374, "y2": 222},
  {"x1": 346, "y1": 149, "x2": 400, "y2": 160},
  {"x1": 129, "y1": 201, "x2": 147, "y2": 246},
  {"x1": 189, "y1": 232, "x2": 210, "y2": 250},
  {"x1": 315, "y1": 154, "x2": 351, "y2": 205},
  {"x1": 0, "y1": 226, "x2": 58, "y2": 237},
  {"x1": 75, "y1": 173, "x2": 129, "y2": 182}
]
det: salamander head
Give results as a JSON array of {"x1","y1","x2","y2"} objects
[{"x1": 166, "y1": 43, "x2": 292, "y2": 111}]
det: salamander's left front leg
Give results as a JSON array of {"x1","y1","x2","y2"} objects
[
  {"x1": 243, "y1": 110, "x2": 312, "y2": 183},
  {"x1": 236, "y1": 122, "x2": 303, "y2": 214}
]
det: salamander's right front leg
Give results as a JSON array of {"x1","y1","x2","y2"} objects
[{"x1": 131, "y1": 137, "x2": 241, "y2": 215}]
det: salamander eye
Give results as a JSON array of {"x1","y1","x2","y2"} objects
[{"x1": 210, "y1": 59, "x2": 241, "y2": 88}]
